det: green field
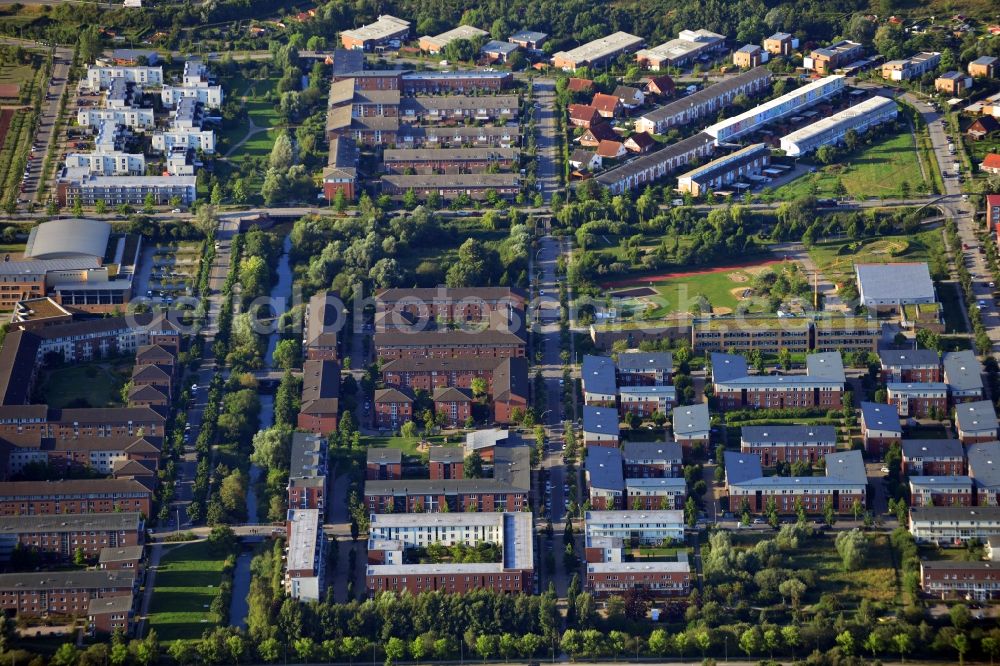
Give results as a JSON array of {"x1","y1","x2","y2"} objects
[
  {"x1": 605, "y1": 260, "x2": 782, "y2": 318},
  {"x1": 775, "y1": 130, "x2": 926, "y2": 199},
  {"x1": 40, "y1": 362, "x2": 129, "y2": 408},
  {"x1": 365, "y1": 434, "x2": 450, "y2": 457},
  {"x1": 807, "y1": 229, "x2": 942, "y2": 287},
  {"x1": 147, "y1": 542, "x2": 228, "y2": 641},
  {"x1": 218, "y1": 73, "x2": 281, "y2": 161}
]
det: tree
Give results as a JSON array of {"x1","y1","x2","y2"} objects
[
  {"x1": 781, "y1": 626, "x2": 801, "y2": 658},
  {"x1": 835, "y1": 529, "x2": 869, "y2": 570},
  {"x1": 953, "y1": 633, "x2": 969, "y2": 666},
  {"x1": 950, "y1": 603, "x2": 971, "y2": 630},
  {"x1": 73, "y1": 546, "x2": 86, "y2": 566},
  {"x1": 779, "y1": 577, "x2": 806, "y2": 609},
  {"x1": 777, "y1": 347, "x2": 792, "y2": 371},
  {"x1": 983, "y1": 637, "x2": 1000, "y2": 666},
  {"x1": 864, "y1": 631, "x2": 885, "y2": 659},
  {"x1": 271, "y1": 339, "x2": 299, "y2": 370},
  {"x1": 269, "y1": 132, "x2": 295, "y2": 170},
  {"x1": 193, "y1": 204, "x2": 218, "y2": 239},
  {"x1": 835, "y1": 631, "x2": 855, "y2": 656},
  {"x1": 647, "y1": 629, "x2": 670, "y2": 656},
  {"x1": 211, "y1": 183, "x2": 224, "y2": 205},
  {"x1": 824, "y1": 497, "x2": 836, "y2": 526},
  {"x1": 471, "y1": 377, "x2": 488, "y2": 398},
  {"x1": 475, "y1": 635, "x2": 498, "y2": 662},
  {"x1": 51, "y1": 644, "x2": 79, "y2": 666},
  {"x1": 464, "y1": 451, "x2": 484, "y2": 478},
  {"x1": 384, "y1": 637, "x2": 405, "y2": 666},
  {"x1": 400, "y1": 421, "x2": 418, "y2": 439},
  {"x1": 739, "y1": 627, "x2": 761, "y2": 659},
  {"x1": 893, "y1": 633, "x2": 912, "y2": 663}
]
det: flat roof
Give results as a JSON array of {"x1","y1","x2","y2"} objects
[
  {"x1": 553, "y1": 31, "x2": 644, "y2": 65},
  {"x1": 956, "y1": 400, "x2": 998, "y2": 433},
  {"x1": 509, "y1": 30, "x2": 547, "y2": 43},
  {"x1": 855, "y1": 262, "x2": 935, "y2": 303},
  {"x1": 910, "y1": 506, "x2": 1000, "y2": 522},
  {"x1": 584, "y1": 509, "x2": 684, "y2": 525},
  {"x1": 286, "y1": 509, "x2": 322, "y2": 572},
  {"x1": 967, "y1": 442, "x2": 1000, "y2": 488},
  {"x1": 636, "y1": 29, "x2": 725, "y2": 62},
  {"x1": 704, "y1": 75, "x2": 845, "y2": 139},
  {"x1": 781, "y1": 96, "x2": 897, "y2": 146},
  {"x1": 908, "y1": 475, "x2": 973, "y2": 488},
  {"x1": 371, "y1": 512, "x2": 506, "y2": 529},
  {"x1": 342, "y1": 15, "x2": 410, "y2": 43},
  {"x1": 585, "y1": 446, "x2": 624, "y2": 491},
  {"x1": 587, "y1": 560, "x2": 690, "y2": 574},
  {"x1": 679, "y1": 143, "x2": 769, "y2": 181}
]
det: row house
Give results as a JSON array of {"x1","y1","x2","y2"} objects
[
  {"x1": 398, "y1": 124, "x2": 519, "y2": 149},
  {"x1": 901, "y1": 439, "x2": 965, "y2": 476},
  {"x1": 0, "y1": 570, "x2": 135, "y2": 618},
  {"x1": 886, "y1": 382, "x2": 948, "y2": 418},
  {"x1": 860, "y1": 401, "x2": 903, "y2": 458},
  {"x1": 920, "y1": 560, "x2": 1000, "y2": 600},
  {"x1": 380, "y1": 174, "x2": 520, "y2": 200},
  {"x1": 909, "y1": 506, "x2": 1000, "y2": 544},
  {"x1": 724, "y1": 450, "x2": 867, "y2": 515},
  {"x1": 382, "y1": 147, "x2": 518, "y2": 174},
  {"x1": 399, "y1": 95, "x2": 519, "y2": 123},
  {"x1": 595, "y1": 132, "x2": 715, "y2": 194},
  {"x1": 739, "y1": 425, "x2": 837, "y2": 465},
  {"x1": 634, "y1": 68, "x2": 772, "y2": 135},
  {"x1": 878, "y1": 349, "x2": 941, "y2": 383},
  {"x1": 401, "y1": 71, "x2": 513, "y2": 94},
  {"x1": 676, "y1": 143, "x2": 770, "y2": 196},
  {"x1": 711, "y1": 352, "x2": 845, "y2": 411},
  {"x1": 0, "y1": 479, "x2": 154, "y2": 517},
  {"x1": 0, "y1": 512, "x2": 143, "y2": 560},
  {"x1": 908, "y1": 476, "x2": 974, "y2": 507},
  {"x1": 622, "y1": 441, "x2": 683, "y2": 478}
]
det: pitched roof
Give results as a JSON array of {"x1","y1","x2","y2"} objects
[
  {"x1": 381, "y1": 356, "x2": 506, "y2": 373},
  {"x1": 98, "y1": 545, "x2": 144, "y2": 563},
  {"x1": 596, "y1": 139, "x2": 625, "y2": 158},
  {"x1": 432, "y1": 386, "x2": 473, "y2": 403},
  {"x1": 568, "y1": 104, "x2": 599, "y2": 123},
  {"x1": 969, "y1": 116, "x2": 999, "y2": 134},
  {"x1": 943, "y1": 350, "x2": 984, "y2": 393},
  {"x1": 567, "y1": 77, "x2": 594, "y2": 92},
  {"x1": 492, "y1": 357, "x2": 527, "y2": 401},
  {"x1": 672, "y1": 403, "x2": 709, "y2": 436},
  {"x1": 0, "y1": 478, "x2": 152, "y2": 497},
  {"x1": 955, "y1": 400, "x2": 998, "y2": 434},
  {"x1": 617, "y1": 351, "x2": 672, "y2": 372},
  {"x1": 740, "y1": 425, "x2": 837, "y2": 445},
  {"x1": 878, "y1": 349, "x2": 940, "y2": 368},
  {"x1": 645, "y1": 75, "x2": 674, "y2": 93},
  {"x1": 582, "y1": 355, "x2": 616, "y2": 396},
  {"x1": 901, "y1": 438, "x2": 964, "y2": 459},
  {"x1": 374, "y1": 387, "x2": 414, "y2": 403},
  {"x1": 967, "y1": 442, "x2": 1000, "y2": 488},
  {"x1": 612, "y1": 85, "x2": 641, "y2": 101},
  {"x1": 128, "y1": 384, "x2": 168, "y2": 403},
  {"x1": 0, "y1": 330, "x2": 40, "y2": 406},
  {"x1": 622, "y1": 440, "x2": 682, "y2": 462},
  {"x1": 581, "y1": 122, "x2": 618, "y2": 143},
  {"x1": 624, "y1": 131, "x2": 656, "y2": 151},
  {"x1": 428, "y1": 446, "x2": 464, "y2": 463},
  {"x1": 367, "y1": 448, "x2": 402, "y2": 464},
  {"x1": 300, "y1": 360, "x2": 340, "y2": 415},
  {"x1": 583, "y1": 405, "x2": 620, "y2": 436},
  {"x1": 591, "y1": 93, "x2": 620, "y2": 114},
  {"x1": 982, "y1": 153, "x2": 1000, "y2": 170}
]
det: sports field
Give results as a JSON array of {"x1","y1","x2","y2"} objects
[{"x1": 602, "y1": 259, "x2": 784, "y2": 318}]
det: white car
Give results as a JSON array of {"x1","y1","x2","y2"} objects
[
  {"x1": 190, "y1": 384, "x2": 198, "y2": 392},
  {"x1": 880, "y1": 466, "x2": 890, "y2": 473}
]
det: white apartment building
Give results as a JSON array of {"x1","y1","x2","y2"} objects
[
  {"x1": 77, "y1": 108, "x2": 155, "y2": 130},
  {"x1": 161, "y1": 85, "x2": 224, "y2": 109},
  {"x1": 85, "y1": 65, "x2": 163, "y2": 91},
  {"x1": 152, "y1": 128, "x2": 216, "y2": 154},
  {"x1": 584, "y1": 510, "x2": 686, "y2": 544},
  {"x1": 64, "y1": 151, "x2": 145, "y2": 176}
]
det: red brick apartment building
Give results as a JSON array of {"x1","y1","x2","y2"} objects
[
  {"x1": 739, "y1": 425, "x2": 837, "y2": 465},
  {"x1": 428, "y1": 447, "x2": 464, "y2": 479},
  {"x1": 375, "y1": 287, "x2": 526, "y2": 325},
  {"x1": 492, "y1": 357, "x2": 528, "y2": 425},
  {"x1": 0, "y1": 512, "x2": 144, "y2": 560},
  {"x1": 98, "y1": 545, "x2": 145, "y2": 572},
  {"x1": 860, "y1": 401, "x2": 903, "y2": 458},
  {"x1": 907, "y1": 476, "x2": 974, "y2": 507},
  {"x1": 1, "y1": 434, "x2": 161, "y2": 479},
  {"x1": 365, "y1": 447, "x2": 530, "y2": 513},
  {"x1": 878, "y1": 349, "x2": 941, "y2": 383},
  {"x1": 366, "y1": 448, "x2": 402, "y2": 480},
  {"x1": 901, "y1": 439, "x2": 966, "y2": 476},
  {"x1": 381, "y1": 357, "x2": 504, "y2": 392},
  {"x1": 304, "y1": 292, "x2": 340, "y2": 361},
  {"x1": 367, "y1": 567, "x2": 532, "y2": 596},
  {"x1": 711, "y1": 352, "x2": 845, "y2": 411},
  {"x1": 88, "y1": 594, "x2": 134, "y2": 636},
  {"x1": 287, "y1": 432, "x2": 328, "y2": 512},
  {"x1": 373, "y1": 387, "x2": 414, "y2": 430},
  {"x1": 0, "y1": 570, "x2": 135, "y2": 617},
  {"x1": 920, "y1": 561, "x2": 1000, "y2": 600},
  {"x1": 374, "y1": 329, "x2": 527, "y2": 361},
  {"x1": 622, "y1": 441, "x2": 683, "y2": 478},
  {"x1": 586, "y1": 562, "x2": 691, "y2": 598},
  {"x1": 0, "y1": 479, "x2": 154, "y2": 516},
  {"x1": 433, "y1": 387, "x2": 472, "y2": 427},
  {"x1": 886, "y1": 383, "x2": 948, "y2": 418},
  {"x1": 297, "y1": 360, "x2": 340, "y2": 434},
  {"x1": 955, "y1": 400, "x2": 999, "y2": 445}
]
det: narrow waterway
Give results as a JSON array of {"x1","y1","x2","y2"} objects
[{"x1": 230, "y1": 235, "x2": 293, "y2": 628}]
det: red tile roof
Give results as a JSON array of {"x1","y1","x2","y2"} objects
[
  {"x1": 568, "y1": 77, "x2": 594, "y2": 92},
  {"x1": 568, "y1": 104, "x2": 599, "y2": 123},
  {"x1": 983, "y1": 153, "x2": 1000, "y2": 170},
  {"x1": 591, "y1": 93, "x2": 621, "y2": 114},
  {"x1": 596, "y1": 140, "x2": 625, "y2": 158},
  {"x1": 582, "y1": 123, "x2": 618, "y2": 143}
]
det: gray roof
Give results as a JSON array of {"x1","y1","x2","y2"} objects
[
  {"x1": 878, "y1": 349, "x2": 940, "y2": 368},
  {"x1": 740, "y1": 425, "x2": 837, "y2": 445},
  {"x1": 943, "y1": 350, "x2": 984, "y2": 393},
  {"x1": 711, "y1": 353, "x2": 749, "y2": 383},
  {"x1": 0, "y1": 256, "x2": 100, "y2": 276},
  {"x1": 860, "y1": 401, "x2": 902, "y2": 433},
  {"x1": 672, "y1": 403, "x2": 709, "y2": 437},
  {"x1": 908, "y1": 475, "x2": 973, "y2": 489},
  {"x1": 617, "y1": 351, "x2": 672, "y2": 373},
  {"x1": 290, "y1": 432, "x2": 326, "y2": 480},
  {"x1": 624, "y1": 477, "x2": 686, "y2": 491},
  {"x1": 901, "y1": 438, "x2": 964, "y2": 459},
  {"x1": 366, "y1": 446, "x2": 530, "y2": 495},
  {"x1": 482, "y1": 40, "x2": 519, "y2": 55},
  {"x1": 0, "y1": 512, "x2": 142, "y2": 534},
  {"x1": 582, "y1": 355, "x2": 617, "y2": 396},
  {"x1": 724, "y1": 451, "x2": 763, "y2": 485},
  {"x1": 429, "y1": 446, "x2": 464, "y2": 464},
  {"x1": 855, "y1": 263, "x2": 935, "y2": 303},
  {"x1": 971, "y1": 56, "x2": 998, "y2": 65},
  {"x1": 583, "y1": 405, "x2": 620, "y2": 437},
  {"x1": 88, "y1": 594, "x2": 134, "y2": 616},
  {"x1": 920, "y1": 560, "x2": 999, "y2": 571},
  {"x1": 381, "y1": 174, "x2": 520, "y2": 189},
  {"x1": 955, "y1": 400, "x2": 998, "y2": 434},
  {"x1": 967, "y1": 442, "x2": 1000, "y2": 488},
  {"x1": 383, "y1": 147, "x2": 518, "y2": 162},
  {"x1": 585, "y1": 446, "x2": 624, "y2": 491},
  {"x1": 622, "y1": 440, "x2": 682, "y2": 463},
  {"x1": 98, "y1": 545, "x2": 145, "y2": 563},
  {"x1": 596, "y1": 132, "x2": 715, "y2": 187},
  {"x1": 0, "y1": 570, "x2": 134, "y2": 592},
  {"x1": 910, "y1": 506, "x2": 1000, "y2": 523},
  {"x1": 807, "y1": 352, "x2": 846, "y2": 381},
  {"x1": 509, "y1": 30, "x2": 547, "y2": 43},
  {"x1": 638, "y1": 68, "x2": 771, "y2": 127},
  {"x1": 368, "y1": 447, "x2": 403, "y2": 465},
  {"x1": 824, "y1": 450, "x2": 866, "y2": 483}
]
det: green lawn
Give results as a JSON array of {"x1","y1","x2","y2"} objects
[
  {"x1": 218, "y1": 73, "x2": 281, "y2": 161},
  {"x1": 775, "y1": 130, "x2": 926, "y2": 199},
  {"x1": 605, "y1": 261, "x2": 781, "y2": 318},
  {"x1": 147, "y1": 542, "x2": 227, "y2": 641},
  {"x1": 364, "y1": 434, "x2": 453, "y2": 457},
  {"x1": 40, "y1": 363, "x2": 128, "y2": 408},
  {"x1": 791, "y1": 533, "x2": 899, "y2": 606},
  {"x1": 807, "y1": 229, "x2": 942, "y2": 287}
]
